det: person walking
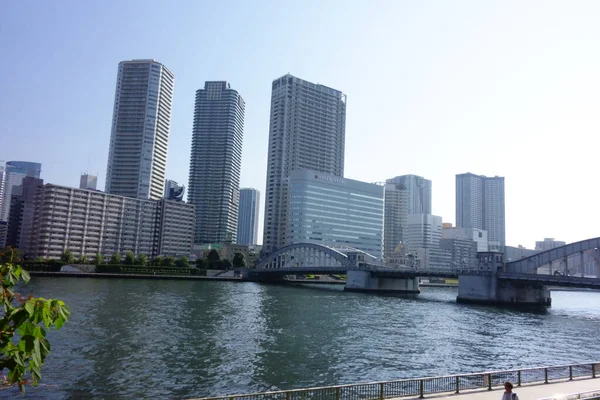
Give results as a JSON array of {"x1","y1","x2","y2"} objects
[{"x1": 502, "y1": 381, "x2": 519, "y2": 400}]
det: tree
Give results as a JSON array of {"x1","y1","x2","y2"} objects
[
  {"x1": 34, "y1": 257, "x2": 45, "y2": 263},
  {"x1": 0, "y1": 248, "x2": 70, "y2": 392},
  {"x1": 221, "y1": 259, "x2": 232, "y2": 270},
  {"x1": 150, "y1": 256, "x2": 164, "y2": 267},
  {"x1": 60, "y1": 249, "x2": 74, "y2": 264},
  {"x1": 137, "y1": 253, "x2": 148, "y2": 266},
  {"x1": 232, "y1": 252, "x2": 246, "y2": 268},
  {"x1": 161, "y1": 256, "x2": 176, "y2": 267},
  {"x1": 175, "y1": 256, "x2": 189, "y2": 268},
  {"x1": 124, "y1": 251, "x2": 135, "y2": 265},
  {"x1": 76, "y1": 255, "x2": 88, "y2": 265},
  {"x1": 92, "y1": 253, "x2": 103, "y2": 265},
  {"x1": 207, "y1": 249, "x2": 220, "y2": 262},
  {"x1": 196, "y1": 258, "x2": 207, "y2": 270},
  {"x1": 110, "y1": 253, "x2": 121, "y2": 265}
]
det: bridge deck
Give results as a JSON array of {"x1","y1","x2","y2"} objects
[{"x1": 414, "y1": 377, "x2": 600, "y2": 400}]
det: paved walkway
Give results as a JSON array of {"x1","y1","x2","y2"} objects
[{"x1": 403, "y1": 378, "x2": 600, "y2": 400}]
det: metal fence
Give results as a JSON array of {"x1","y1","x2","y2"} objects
[{"x1": 197, "y1": 362, "x2": 599, "y2": 400}]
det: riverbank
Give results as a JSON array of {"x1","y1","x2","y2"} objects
[
  {"x1": 28, "y1": 270, "x2": 243, "y2": 281},
  {"x1": 28, "y1": 271, "x2": 459, "y2": 287}
]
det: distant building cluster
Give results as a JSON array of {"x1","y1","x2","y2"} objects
[{"x1": 2, "y1": 59, "x2": 569, "y2": 267}]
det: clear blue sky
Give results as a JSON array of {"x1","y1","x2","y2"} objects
[{"x1": 2, "y1": 1, "x2": 600, "y2": 247}]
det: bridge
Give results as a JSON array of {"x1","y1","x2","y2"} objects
[{"x1": 248, "y1": 241, "x2": 600, "y2": 306}]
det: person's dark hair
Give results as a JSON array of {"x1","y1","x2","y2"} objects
[{"x1": 504, "y1": 381, "x2": 513, "y2": 389}]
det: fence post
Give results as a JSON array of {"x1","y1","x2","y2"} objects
[
  {"x1": 286, "y1": 391, "x2": 290, "y2": 400},
  {"x1": 593, "y1": 364, "x2": 596, "y2": 378},
  {"x1": 379, "y1": 383, "x2": 384, "y2": 400},
  {"x1": 569, "y1": 366, "x2": 573, "y2": 381},
  {"x1": 455, "y1": 376, "x2": 460, "y2": 393},
  {"x1": 544, "y1": 368, "x2": 548, "y2": 384},
  {"x1": 488, "y1": 373, "x2": 492, "y2": 390},
  {"x1": 419, "y1": 379, "x2": 424, "y2": 399},
  {"x1": 517, "y1": 370, "x2": 521, "y2": 386},
  {"x1": 335, "y1": 387, "x2": 340, "y2": 400}
]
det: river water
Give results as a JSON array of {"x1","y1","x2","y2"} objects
[{"x1": 14, "y1": 277, "x2": 600, "y2": 399}]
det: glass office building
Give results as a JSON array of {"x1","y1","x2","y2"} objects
[{"x1": 287, "y1": 170, "x2": 384, "y2": 258}]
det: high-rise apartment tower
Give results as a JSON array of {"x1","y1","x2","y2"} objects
[
  {"x1": 188, "y1": 81, "x2": 245, "y2": 244},
  {"x1": 105, "y1": 59, "x2": 174, "y2": 200},
  {"x1": 237, "y1": 188, "x2": 260, "y2": 246},
  {"x1": 456, "y1": 173, "x2": 505, "y2": 250},
  {"x1": 262, "y1": 74, "x2": 346, "y2": 254}
]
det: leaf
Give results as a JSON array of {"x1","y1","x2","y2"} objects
[
  {"x1": 20, "y1": 269, "x2": 30, "y2": 283},
  {"x1": 25, "y1": 299, "x2": 35, "y2": 316}
]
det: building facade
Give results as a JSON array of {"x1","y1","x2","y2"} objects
[
  {"x1": 383, "y1": 182, "x2": 409, "y2": 259},
  {"x1": 164, "y1": 179, "x2": 185, "y2": 201},
  {"x1": 6, "y1": 177, "x2": 44, "y2": 253},
  {"x1": 535, "y1": 238, "x2": 567, "y2": 251},
  {"x1": 287, "y1": 170, "x2": 383, "y2": 257},
  {"x1": 456, "y1": 173, "x2": 505, "y2": 250},
  {"x1": 439, "y1": 238, "x2": 478, "y2": 269},
  {"x1": 188, "y1": 81, "x2": 245, "y2": 244},
  {"x1": 79, "y1": 174, "x2": 97, "y2": 190},
  {"x1": 237, "y1": 188, "x2": 260, "y2": 245},
  {"x1": 28, "y1": 184, "x2": 194, "y2": 259},
  {"x1": 262, "y1": 74, "x2": 346, "y2": 255},
  {"x1": 1, "y1": 161, "x2": 42, "y2": 221},
  {"x1": 385, "y1": 175, "x2": 432, "y2": 215},
  {"x1": 105, "y1": 59, "x2": 174, "y2": 200},
  {"x1": 443, "y1": 227, "x2": 488, "y2": 252}
]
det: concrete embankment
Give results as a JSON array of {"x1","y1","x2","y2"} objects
[{"x1": 28, "y1": 271, "x2": 243, "y2": 282}]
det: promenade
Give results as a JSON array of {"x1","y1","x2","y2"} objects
[{"x1": 420, "y1": 378, "x2": 600, "y2": 400}]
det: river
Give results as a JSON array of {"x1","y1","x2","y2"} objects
[{"x1": 14, "y1": 277, "x2": 600, "y2": 399}]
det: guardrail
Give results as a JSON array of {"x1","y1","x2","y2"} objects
[{"x1": 197, "y1": 362, "x2": 599, "y2": 400}]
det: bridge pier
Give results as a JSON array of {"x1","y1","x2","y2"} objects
[
  {"x1": 344, "y1": 270, "x2": 420, "y2": 294},
  {"x1": 457, "y1": 253, "x2": 551, "y2": 307}
]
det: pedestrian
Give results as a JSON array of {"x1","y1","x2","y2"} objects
[{"x1": 502, "y1": 381, "x2": 519, "y2": 400}]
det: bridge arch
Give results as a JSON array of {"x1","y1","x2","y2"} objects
[
  {"x1": 256, "y1": 243, "x2": 351, "y2": 270},
  {"x1": 506, "y1": 237, "x2": 600, "y2": 274}
]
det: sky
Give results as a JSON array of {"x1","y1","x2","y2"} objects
[{"x1": 2, "y1": 0, "x2": 600, "y2": 248}]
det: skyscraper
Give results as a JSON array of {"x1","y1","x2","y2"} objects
[
  {"x1": 164, "y1": 179, "x2": 185, "y2": 202},
  {"x1": 383, "y1": 182, "x2": 409, "y2": 259},
  {"x1": 237, "y1": 188, "x2": 260, "y2": 245},
  {"x1": 105, "y1": 59, "x2": 174, "y2": 200},
  {"x1": 456, "y1": 173, "x2": 505, "y2": 250},
  {"x1": 385, "y1": 175, "x2": 432, "y2": 215},
  {"x1": 80, "y1": 174, "x2": 98, "y2": 190},
  {"x1": 188, "y1": 81, "x2": 245, "y2": 244},
  {"x1": 262, "y1": 74, "x2": 347, "y2": 254},
  {"x1": 0, "y1": 161, "x2": 42, "y2": 221}
]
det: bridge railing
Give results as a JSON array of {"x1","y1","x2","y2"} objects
[{"x1": 196, "y1": 361, "x2": 599, "y2": 400}]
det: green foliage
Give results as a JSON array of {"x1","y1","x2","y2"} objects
[
  {"x1": 34, "y1": 257, "x2": 45, "y2": 263},
  {"x1": 0, "y1": 249, "x2": 70, "y2": 393},
  {"x1": 110, "y1": 253, "x2": 121, "y2": 265},
  {"x1": 195, "y1": 258, "x2": 207, "y2": 270},
  {"x1": 175, "y1": 256, "x2": 189, "y2": 268},
  {"x1": 137, "y1": 253, "x2": 148, "y2": 266},
  {"x1": 124, "y1": 251, "x2": 135, "y2": 266},
  {"x1": 221, "y1": 259, "x2": 232, "y2": 270},
  {"x1": 60, "y1": 249, "x2": 74, "y2": 264},
  {"x1": 207, "y1": 249, "x2": 220, "y2": 262},
  {"x1": 0, "y1": 248, "x2": 22, "y2": 263},
  {"x1": 92, "y1": 253, "x2": 103, "y2": 265},
  {"x1": 232, "y1": 252, "x2": 246, "y2": 268},
  {"x1": 76, "y1": 255, "x2": 88, "y2": 265},
  {"x1": 150, "y1": 256, "x2": 163, "y2": 267},
  {"x1": 95, "y1": 264, "x2": 193, "y2": 275},
  {"x1": 161, "y1": 256, "x2": 176, "y2": 267}
]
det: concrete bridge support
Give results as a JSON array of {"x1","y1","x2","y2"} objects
[
  {"x1": 457, "y1": 273, "x2": 551, "y2": 307},
  {"x1": 344, "y1": 270, "x2": 420, "y2": 294}
]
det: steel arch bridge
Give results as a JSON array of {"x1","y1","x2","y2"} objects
[
  {"x1": 506, "y1": 237, "x2": 600, "y2": 274},
  {"x1": 255, "y1": 243, "x2": 355, "y2": 270}
]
